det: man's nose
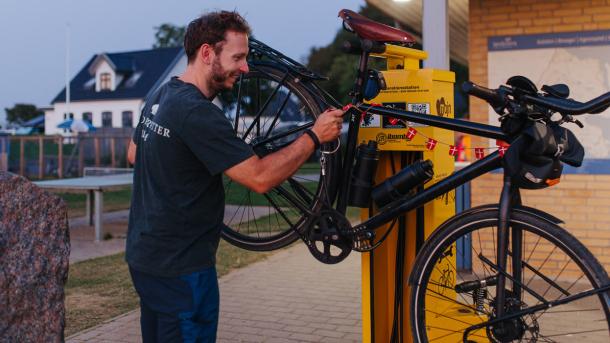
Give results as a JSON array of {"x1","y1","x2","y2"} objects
[{"x1": 240, "y1": 62, "x2": 249, "y2": 74}]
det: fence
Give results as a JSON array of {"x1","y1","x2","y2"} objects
[
  {"x1": 0, "y1": 135, "x2": 8, "y2": 172},
  {"x1": 4, "y1": 133, "x2": 132, "y2": 180}
]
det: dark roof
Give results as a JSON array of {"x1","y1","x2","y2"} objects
[
  {"x1": 110, "y1": 55, "x2": 136, "y2": 73},
  {"x1": 52, "y1": 47, "x2": 183, "y2": 104}
]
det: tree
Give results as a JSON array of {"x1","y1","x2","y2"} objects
[
  {"x1": 153, "y1": 23, "x2": 186, "y2": 49},
  {"x1": 306, "y1": 5, "x2": 469, "y2": 118},
  {"x1": 306, "y1": 5, "x2": 405, "y2": 105},
  {"x1": 5, "y1": 104, "x2": 40, "y2": 125}
]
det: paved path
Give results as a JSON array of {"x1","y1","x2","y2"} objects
[
  {"x1": 67, "y1": 243, "x2": 362, "y2": 343},
  {"x1": 69, "y1": 210, "x2": 130, "y2": 263}
]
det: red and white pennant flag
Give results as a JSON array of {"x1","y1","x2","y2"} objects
[
  {"x1": 448, "y1": 145, "x2": 459, "y2": 156},
  {"x1": 406, "y1": 127, "x2": 417, "y2": 140},
  {"x1": 426, "y1": 138, "x2": 437, "y2": 150},
  {"x1": 498, "y1": 145, "x2": 508, "y2": 157},
  {"x1": 475, "y1": 148, "x2": 485, "y2": 159}
]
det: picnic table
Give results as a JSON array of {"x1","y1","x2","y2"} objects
[{"x1": 34, "y1": 172, "x2": 133, "y2": 241}]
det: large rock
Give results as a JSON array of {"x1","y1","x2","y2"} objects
[{"x1": 0, "y1": 172, "x2": 70, "y2": 342}]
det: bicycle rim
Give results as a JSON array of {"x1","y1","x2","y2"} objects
[
  {"x1": 217, "y1": 63, "x2": 336, "y2": 251},
  {"x1": 410, "y1": 208, "x2": 610, "y2": 342}
]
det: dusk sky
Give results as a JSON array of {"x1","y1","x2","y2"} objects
[{"x1": 0, "y1": 0, "x2": 365, "y2": 125}]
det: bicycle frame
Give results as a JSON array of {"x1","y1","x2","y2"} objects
[
  {"x1": 242, "y1": 38, "x2": 610, "y2": 338},
  {"x1": 338, "y1": 103, "x2": 508, "y2": 229}
]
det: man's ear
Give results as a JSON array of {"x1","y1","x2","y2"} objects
[{"x1": 198, "y1": 44, "x2": 214, "y2": 65}]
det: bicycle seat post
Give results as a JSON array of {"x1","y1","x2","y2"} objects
[{"x1": 336, "y1": 39, "x2": 374, "y2": 214}]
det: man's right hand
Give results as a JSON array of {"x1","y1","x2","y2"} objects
[{"x1": 311, "y1": 108, "x2": 344, "y2": 143}]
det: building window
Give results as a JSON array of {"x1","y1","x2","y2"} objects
[
  {"x1": 83, "y1": 112, "x2": 93, "y2": 124},
  {"x1": 63, "y1": 112, "x2": 74, "y2": 120},
  {"x1": 102, "y1": 111, "x2": 112, "y2": 127},
  {"x1": 121, "y1": 111, "x2": 133, "y2": 127},
  {"x1": 100, "y1": 73, "x2": 111, "y2": 91}
]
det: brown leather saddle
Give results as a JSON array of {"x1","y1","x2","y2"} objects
[{"x1": 338, "y1": 9, "x2": 416, "y2": 45}]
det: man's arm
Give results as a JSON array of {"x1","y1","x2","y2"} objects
[
  {"x1": 224, "y1": 135, "x2": 315, "y2": 194},
  {"x1": 127, "y1": 140, "x2": 136, "y2": 165},
  {"x1": 225, "y1": 109, "x2": 343, "y2": 194}
]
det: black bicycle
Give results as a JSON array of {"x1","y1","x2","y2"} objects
[{"x1": 216, "y1": 9, "x2": 610, "y2": 343}]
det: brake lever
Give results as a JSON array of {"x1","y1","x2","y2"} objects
[{"x1": 560, "y1": 114, "x2": 585, "y2": 128}]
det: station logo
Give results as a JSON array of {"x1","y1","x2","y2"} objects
[
  {"x1": 376, "y1": 132, "x2": 410, "y2": 145},
  {"x1": 435, "y1": 98, "x2": 452, "y2": 117}
]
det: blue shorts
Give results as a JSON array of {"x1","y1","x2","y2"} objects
[{"x1": 129, "y1": 266, "x2": 219, "y2": 343}]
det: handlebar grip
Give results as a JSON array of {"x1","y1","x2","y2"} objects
[{"x1": 462, "y1": 82, "x2": 504, "y2": 106}]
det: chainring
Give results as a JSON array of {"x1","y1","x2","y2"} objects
[{"x1": 303, "y1": 209, "x2": 353, "y2": 264}]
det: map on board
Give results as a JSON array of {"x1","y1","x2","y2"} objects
[{"x1": 488, "y1": 30, "x2": 610, "y2": 159}]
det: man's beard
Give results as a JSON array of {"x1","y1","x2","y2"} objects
[{"x1": 208, "y1": 58, "x2": 240, "y2": 96}]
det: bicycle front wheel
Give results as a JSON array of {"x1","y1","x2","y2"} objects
[
  {"x1": 217, "y1": 63, "x2": 338, "y2": 251},
  {"x1": 410, "y1": 206, "x2": 610, "y2": 342}
]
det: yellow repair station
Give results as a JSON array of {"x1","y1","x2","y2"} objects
[{"x1": 358, "y1": 44, "x2": 477, "y2": 342}]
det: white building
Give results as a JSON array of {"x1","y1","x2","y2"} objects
[{"x1": 45, "y1": 47, "x2": 186, "y2": 135}]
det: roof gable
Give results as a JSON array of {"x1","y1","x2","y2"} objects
[{"x1": 52, "y1": 47, "x2": 184, "y2": 103}]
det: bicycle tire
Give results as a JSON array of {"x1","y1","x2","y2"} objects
[
  {"x1": 409, "y1": 206, "x2": 610, "y2": 342},
  {"x1": 218, "y1": 62, "x2": 338, "y2": 251}
]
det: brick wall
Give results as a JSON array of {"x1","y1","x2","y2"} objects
[{"x1": 469, "y1": 0, "x2": 610, "y2": 273}]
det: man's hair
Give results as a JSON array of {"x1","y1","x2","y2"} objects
[{"x1": 184, "y1": 11, "x2": 251, "y2": 63}]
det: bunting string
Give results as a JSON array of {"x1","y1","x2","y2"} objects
[{"x1": 342, "y1": 103, "x2": 509, "y2": 160}]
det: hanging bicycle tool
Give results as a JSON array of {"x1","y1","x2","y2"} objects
[{"x1": 337, "y1": 8, "x2": 458, "y2": 343}]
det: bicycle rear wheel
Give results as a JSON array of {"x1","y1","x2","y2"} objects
[
  {"x1": 217, "y1": 63, "x2": 338, "y2": 251},
  {"x1": 410, "y1": 206, "x2": 610, "y2": 342}
]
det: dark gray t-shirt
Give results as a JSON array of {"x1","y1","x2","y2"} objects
[{"x1": 126, "y1": 77, "x2": 254, "y2": 277}]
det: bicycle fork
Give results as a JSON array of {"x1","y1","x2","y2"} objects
[{"x1": 495, "y1": 175, "x2": 523, "y2": 319}]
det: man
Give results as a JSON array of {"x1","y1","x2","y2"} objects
[{"x1": 126, "y1": 11, "x2": 343, "y2": 342}]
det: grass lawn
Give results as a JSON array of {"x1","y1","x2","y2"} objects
[
  {"x1": 64, "y1": 240, "x2": 273, "y2": 337},
  {"x1": 224, "y1": 177, "x2": 318, "y2": 206},
  {"x1": 58, "y1": 189, "x2": 132, "y2": 218}
]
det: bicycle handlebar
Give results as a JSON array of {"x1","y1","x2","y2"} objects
[
  {"x1": 461, "y1": 82, "x2": 505, "y2": 110},
  {"x1": 462, "y1": 80, "x2": 610, "y2": 115},
  {"x1": 523, "y1": 92, "x2": 610, "y2": 115}
]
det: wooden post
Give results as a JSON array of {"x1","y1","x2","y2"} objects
[
  {"x1": 126, "y1": 138, "x2": 130, "y2": 167},
  {"x1": 38, "y1": 136, "x2": 44, "y2": 179},
  {"x1": 57, "y1": 136, "x2": 63, "y2": 178},
  {"x1": 94, "y1": 137, "x2": 100, "y2": 167},
  {"x1": 78, "y1": 138, "x2": 84, "y2": 176},
  {"x1": 0, "y1": 137, "x2": 6, "y2": 172},
  {"x1": 19, "y1": 138, "x2": 25, "y2": 176},
  {"x1": 110, "y1": 137, "x2": 116, "y2": 167}
]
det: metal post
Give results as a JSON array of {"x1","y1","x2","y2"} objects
[
  {"x1": 86, "y1": 190, "x2": 94, "y2": 226},
  {"x1": 94, "y1": 190, "x2": 103, "y2": 241},
  {"x1": 423, "y1": 0, "x2": 450, "y2": 70}
]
